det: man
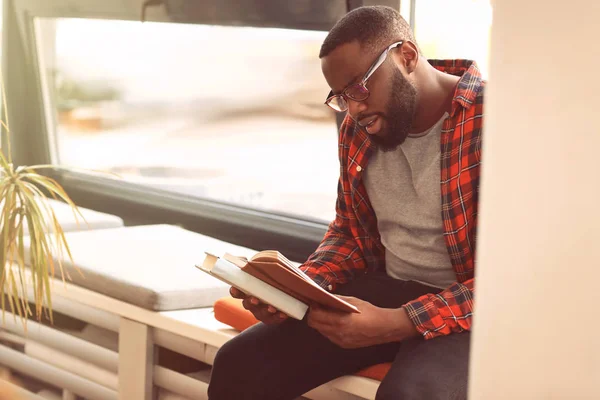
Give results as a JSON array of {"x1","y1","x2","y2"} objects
[{"x1": 209, "y1": 5, "x2": 483, "y2": 400}]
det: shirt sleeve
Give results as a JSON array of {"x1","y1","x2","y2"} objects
[
  {"x1": 300, "y1": 117, "x2": 368, "y2": 290},
  {"x1": 402, "y1": 278, "x2": 474, "y2": 339},
  {"x1": 300, "y1": 180, "x2": 368, "y2": 290}
]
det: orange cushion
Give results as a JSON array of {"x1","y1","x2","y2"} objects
[
  {"x1": 213, "y1": 297, "x2": 391, "y2": 381},
  {"x1": 214, "y1": 297, "x2": 259, "y2": 331},
  {"x1": 355, "y1": 363, "x2": 391, "y2": 381}
]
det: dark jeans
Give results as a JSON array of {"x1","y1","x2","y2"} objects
[{"x1": 208, "y1": 273, "x2": 471, "y2": 400}]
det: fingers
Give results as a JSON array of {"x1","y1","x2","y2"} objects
[
  {"x1": 230, "y1": 287, "x2": 247, "y2": 299},
  {"x1": 307, "y1": 307, "x2": 349, "y2": 334},
  {"x1": 256, "y1": 307, "x2": 288, "y2": 324},
  {"x1": 251, "y1": 303, "x2": 277, "y2": 320},
  {"x1": 308, "y1": 307, "x2": 339, "y2": 326},
  {"x1": 238, "y1": 294, "x2": 288, "y2": 324},
  {"x1": 242, "y1": 297, "x2": 259, "y2": 310},
  {"x1": 335, "y1": 295, "x2": 363, "y2": 306},
  {"x1": 260, "y1": 305, "x2": 288, "y2": 322},
  {"x1": 271, "y1": 312, "x2": 289, "y2": 323},
  {"x1": 230, "y1": 288, "x2": 263, "y2": 309}
]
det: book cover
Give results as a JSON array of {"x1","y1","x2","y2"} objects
[
  {"x1": 197, "y1": 251, "x2": 359, "y2": 319},
  {"x1": 198, "y1": 253, "x2": 309, "y2": 320}
]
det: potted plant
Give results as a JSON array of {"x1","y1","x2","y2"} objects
[{"x1": 0, "y1": 73, "x2": 83, "y2": 326}]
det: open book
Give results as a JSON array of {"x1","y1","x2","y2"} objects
[{"x1": 197, "y1": 251, "x2": 359, "y2": 320}]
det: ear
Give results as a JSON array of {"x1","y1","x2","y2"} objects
[{"x1": 396, "y1": 41, "x2": 419, "y2": 74}]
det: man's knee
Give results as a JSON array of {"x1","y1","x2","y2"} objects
[
  {"x1": 211, "y1": 335, "x2": 245, "y2": 376},
  {"x1": 208, "y1": 322, "x2": 301, "y2": 400},
  {"x1": 208, "y1": 333, "x2": 260, "y2": 399}
]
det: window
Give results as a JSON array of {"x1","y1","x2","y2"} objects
[
  {"x1": 32, "y1": 2, "x2": 493, "y2": 226},
  {"x1": 38, "y1": 19, "x2": 339, "y2": 222},
  {"x1": 414, "y1": 0, "x2": 493, "y2": 78}
]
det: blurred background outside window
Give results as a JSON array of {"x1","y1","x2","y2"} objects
[{"x1": 28, "y1": 0, "x2": 492, "y2": 223}]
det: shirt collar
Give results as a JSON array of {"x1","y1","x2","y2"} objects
[{"x1": 428, "y1": 59, "x2": 484, "y2": 116}]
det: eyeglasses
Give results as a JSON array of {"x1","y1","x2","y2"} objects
[{"x1": 324, "y1": 41, "x2": 404, "y2": 112}]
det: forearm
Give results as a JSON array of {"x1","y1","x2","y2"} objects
[
  {"x1": 389, "y1": 307, "x2": 420, "y2": 341},
  {"x1": 377, "y1": 307, "x2": 420, "y2": 343}
]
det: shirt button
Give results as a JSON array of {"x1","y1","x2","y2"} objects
[
  {"x1": 327, "y1": 285, "x2": 333, "y2": 291},
  {"x1": 356, "y1": 166, "x2": 362, "y2": 172}
]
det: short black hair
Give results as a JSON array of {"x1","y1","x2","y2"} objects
[{"x1": 319, "y1": 6, "x2": 417, "y2": 58}]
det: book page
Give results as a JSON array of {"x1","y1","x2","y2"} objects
[
  {"x1": 223, "y1": 253, "x2": 248, "y2": 268},
  {"x1": 251, "y1": 250, "x2": 320, "y2": 287}
]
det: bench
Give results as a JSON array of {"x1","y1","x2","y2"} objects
[{"x1": 2, "y1": 223, "x2": 384, "y2": 399}]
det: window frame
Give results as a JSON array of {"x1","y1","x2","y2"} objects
[{"x1": 3, "y1": 0, "x2": 401, "y2": 260}]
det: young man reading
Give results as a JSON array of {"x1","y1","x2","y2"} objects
[{"x1": 209, "y1": 6, "x2": 483, "y2": 400}]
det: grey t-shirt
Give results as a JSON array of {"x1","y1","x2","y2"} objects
[{"x1": 363, "y1": 113, "x2": 455, "y2": 289}]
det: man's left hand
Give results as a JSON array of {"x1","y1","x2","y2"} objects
[{"x1": 307, "y1": 296, "x2": 419, "y2": 349}]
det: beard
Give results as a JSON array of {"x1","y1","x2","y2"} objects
[{"x1": 370, "y1": 69, "x2": 418, "y2": 152}]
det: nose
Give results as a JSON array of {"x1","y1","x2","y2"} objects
[{"x1": 346, "y1": 98, "x2": 368, "y2": 121}]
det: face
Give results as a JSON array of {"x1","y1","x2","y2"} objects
[{"x1": 322, "y1": 41, "x2": 418, "y2": 151}]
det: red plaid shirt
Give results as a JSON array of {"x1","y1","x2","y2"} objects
[{"x1": 301, "y1": 60, "x2": 484, "y2": 340}]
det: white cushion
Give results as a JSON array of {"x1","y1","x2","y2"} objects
[{"x1": 27, "y1": 224, "x2": 256, "y2": 311}]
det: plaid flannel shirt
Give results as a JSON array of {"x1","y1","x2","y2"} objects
[{"x1": 300, "y1": 60, "x2": 484, "y2": 340}]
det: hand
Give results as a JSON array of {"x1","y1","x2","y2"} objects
[
  {"x1": 230, "y1": 287, "x2": 289, "y2": 325},
  {"x1": 307, "y1": 296, "x2": 418, "y2": 349}
]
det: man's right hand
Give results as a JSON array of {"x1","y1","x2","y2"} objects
[{"x1": 230, "y1": 287, "x2": 289, "y2": 325}]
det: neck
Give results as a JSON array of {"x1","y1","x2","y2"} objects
[{"x1": 409, "y1": 62, "x2": 460, "y2": 133}]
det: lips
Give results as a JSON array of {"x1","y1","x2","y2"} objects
[
  {"x1": 358, "y1": 115, "x2": 378, "y2": 128},
  {"x1": 359, "y1": 115, "x2": 382, "y2": 135}
]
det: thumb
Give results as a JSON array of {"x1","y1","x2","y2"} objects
[{"x1": 335, "y1": 295, "x2": 364, "y2": 305}]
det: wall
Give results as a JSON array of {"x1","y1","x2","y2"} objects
[{"x1": 469, "y1": 0, "x2": 600, "y2": 398}]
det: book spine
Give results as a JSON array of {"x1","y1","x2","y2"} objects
[{"x1": 212, "y1": 258, "x2": 308, "y2": 320}]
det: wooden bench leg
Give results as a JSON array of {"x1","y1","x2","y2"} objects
[{"x1": 118, "y1": 318, "x2": 154, "y2": 400}]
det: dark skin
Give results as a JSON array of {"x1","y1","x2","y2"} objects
[
  {"x1": 230, "y1": 287, "x2": 415, "y2": 348},
  {"x1": 231, "y1": 39, "x2": 461, "y2": 349},
  {"x1": 322, "y1": 40, "x2": 460, "y2": 139}
]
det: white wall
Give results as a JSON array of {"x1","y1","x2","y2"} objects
[{"x1": 469, "y1": 0, "x2": 600, "y2": 398}]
